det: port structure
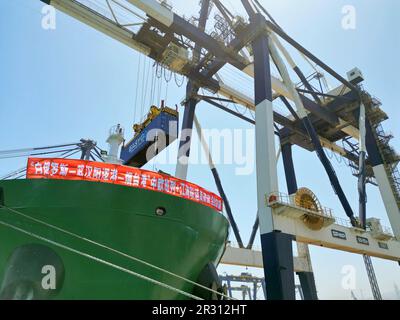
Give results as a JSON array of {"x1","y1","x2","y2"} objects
[
  {"x1": 220, "y1": 273, "x2": 266, "y2": 300},
  {"x1": 38, "y1": 0, "x2": 400, "y2": 300},
  {"x1": 219, "y1": 273, "x2": 305, "y2": 300}
]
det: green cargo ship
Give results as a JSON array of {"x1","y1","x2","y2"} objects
[{"x1": 0, "y1": 174, "x2": 229, "y2": 299}]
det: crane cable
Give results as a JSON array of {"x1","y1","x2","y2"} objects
[
  {"x1": 150, "y1": 63, "x2": 156, "y2": 105},
  {"x1": 144, "y1": 58, "x2": 152, "y2": 117},
  {"x1": 0, "y1": 147, "x2": 88, "y2": 180},
  {"x1": 0, "y1": 148, "x2": 81, "y2": 160},
  {"x1": 0, "y1": 143, "x2": 81, "y2": 156},
  {"x1": 0, "y1": 205, "x2": 234, "y2": 300},
  {"x1": 164, "y1": 68, "x2": 173, "y2": 83},
  {"x1": 164, "y1": 78, "x2": 170, "y2": 102},
  {"x1": 134, "y1": 53, "x2": 142, "y2": 124},
  {"x1": 140, "y1": 57, "x2": 151, "y2": 121},
  {"x1": 174, "y1": 73, "x2": 185, "y2": 87},
  {"x1": 157, "y1": 71, "x2": 163, "y2": 105}
]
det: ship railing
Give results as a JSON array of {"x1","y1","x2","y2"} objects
[
  {"x1": 370, "y1": 225, "x2": 395, "y2": 237},
  {"x1": 109, "y1": 124, "x2": 125, "y2": 137}
]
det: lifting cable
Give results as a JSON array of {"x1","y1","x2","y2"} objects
[
  {"x1": 0, "y1": 205, "x2": 234, "y2": 300},
  {"x1": 333, "y1": 151, "x2": 343, "y2": 164},
  {"x1": 164, "y1": 80, "x2": 170, "y2": 102},
  {"x1": 154, "y1": 63, "x2": 161, "y2": 104},
  {"x1": 156, "y1": 63, "x2": 163, "y2": 79},
  {"x1": 2, "y1": 146, "x2": 81, "y2": 179},
  {"x1": 0, "y1": 143, "x2": 81, "y2": 156},
  {"x1": 140, "y1": 57, "x2": 149, "y2": 121},
  {"x1": 250, "y1": 0, "x2": 282, "y2": 30},
  {"x1": 249, "y1": 110, "x2": 255, "y2": 121},
  {"x1": 174, "y1": 73, "x2": 185, "y2": 87},
  {"x1": 162, "y1": 68, "x2": 171, "y2": 103},
  {"x1": 0, "y1": 148, "x2": 80, "y2": 160},
  {"x1": 92, "y1": 146, "x2": 106, "y2": 162},
  {"x1": 134, "y1": 53, "x2": 142, "y2": 123},
  {"x1": 0, "y1": 166, "x2": 27, "y2": 180},
  {"x1": 212, "y1": 89, "x2": 248, "y2": 118},
  {"x1": 0, "y1": 146, "x2": 97, "y2": 180},
  {"x1": 150, "y1": 63, "x2": 156, "y2": 105},
  {"x1": 164, "y1": 68, "x2": 173, "y2": 83},
  {"x1": 157, "y1": 73, "x2": 163, "y2": 105},
  {"x1": 142, "y1": 58, "x2": 151, "y2": 118}
]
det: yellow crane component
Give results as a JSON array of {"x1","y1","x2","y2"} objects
[
  {"x1": 132, "y1": 101, "x2": 178, "y2": 137},
  {"x1": 294, "y1": 188, "x2": 325, "y2": 231}
]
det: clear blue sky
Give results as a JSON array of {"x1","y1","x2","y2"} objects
[{"x1": 1, "y1": 0, "x2": 399, "y2": 299}]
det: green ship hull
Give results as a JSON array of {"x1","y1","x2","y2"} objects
[{"x1": 0, "y1": 179, "x2": 229, "y2": 299}]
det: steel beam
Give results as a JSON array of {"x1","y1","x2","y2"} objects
[
  {"x1": 280, "y1": 141, "x2": 318, "y2": 300},
  {"x1": 175, "y1": 82, "x2": 198, "y2": 179},
  {"x1": 358, "y1": 103, "x2": 367, "y2": 228},
  {"x1": 270, "y1": 33, "x2": 321, "y2": 105},
  {"x1": 269, "y1": 37, "x2": 357, "y2": 226},
  {"x1": 297, "y1": 272, "x2": 318, "y2": 300},
  {"x1": 202, "y1": 98, "x2": 255, "y2": 125},
  {"x1": 270, "y1": 207, "x2": 400, "y2": 261},
  {"x1": 266, "y1": 21, "x2": 359, "y2": 93},
  {"x1": 251, "y1": 13, "x2": 295, "y2": 300},
  {"x1": 175, "y1": 0, "x2": 210, "y2": 180},
  {"x1": 281, "y1": 143, "x2": 298, "y2": 195},
  {"x1": 261, "y1": 231, "x2": 296, "y2": 300},
  {"x1": 46, "y1": 0, "x2": 360, "y2": 141},
  {"x1": 42, "y1": 0, "x2": 151, "y2": 54},
  {"x1": 194, "y1": 115, "x2": 244, "y2": 248},
  {"x1": 247, "y1": 215, "x2": 259, "y2": 249},
  {"x1": 220, "y1": 245, "x2": 310, "y2": 272},
  {"x1": 365, "y1": 119, "x2": 400, "y2": 239}
]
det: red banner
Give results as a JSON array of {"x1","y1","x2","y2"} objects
[{"x1": 26, "y1": 158, "x2": 223, "y2": 212}]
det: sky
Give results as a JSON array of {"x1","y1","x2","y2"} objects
[{"x1": 1, "y1": 0, "x2": 400, "y2": 300}]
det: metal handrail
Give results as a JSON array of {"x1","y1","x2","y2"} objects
[
  {"x1": 268, "y1": 192, "x2": 395, "y2": 237},
  {"x1": 268, "y1": 192, "x2": 334, "y2": 218}
]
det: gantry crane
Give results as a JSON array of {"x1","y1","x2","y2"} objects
[{"x1": 37, "y1": 0, "x2": 400, "y2": 300}]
